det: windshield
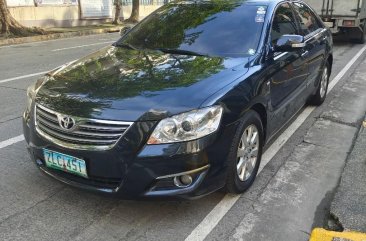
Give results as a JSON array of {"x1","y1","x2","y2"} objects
[{"x1": 117, "y1": 1, "x2": 267, "y2": 57}]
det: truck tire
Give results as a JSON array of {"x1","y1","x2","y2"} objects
[{"x1": 353, "y1": 24, "x2": 366, "y2": 44}]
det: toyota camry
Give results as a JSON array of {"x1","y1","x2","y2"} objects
[{"x1": 23, "y1": 0, "x2": 333, "y2": 199}]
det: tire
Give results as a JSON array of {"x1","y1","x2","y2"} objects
[
  {"x1": 351, "y1": 24, "x2": 366, "y2": 44},
  {"x1": 308, "y1": 62, "x2": 330, "y2": 106},
  {"x1": 225, "y1": 110, "x2": 263, "y2": 194}
]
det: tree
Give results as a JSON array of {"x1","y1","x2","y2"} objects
[
  {"x1": 0, "y1": 0, "x2": 44, "y2": 36},
  {"x1": 113, "y1": 0, "x2": 122, "y2": 25},
  {"x1": 126, "y1": 0, "x2": 139, "y2": 23}
]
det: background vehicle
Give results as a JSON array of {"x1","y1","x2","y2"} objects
[{"x1": 304, "y1": 0, "x2": 366, "y2": 43}]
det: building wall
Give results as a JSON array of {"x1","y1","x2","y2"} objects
[
  {"x1": 121, "y1": 4, "x2": 161, "y2": 21},
  {"x1": 8, "y1": 4, "x2": 161, "y2": 28}
]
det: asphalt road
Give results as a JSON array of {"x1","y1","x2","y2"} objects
[{"x1": 0, "y1": 33, "x2": 365, "y2": 241}]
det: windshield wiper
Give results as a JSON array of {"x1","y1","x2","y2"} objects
[{"x1": 156, "y1": 48, "x2": 207, "y2": 57}]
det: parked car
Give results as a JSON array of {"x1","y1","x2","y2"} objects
[
  {"x1": 23, "y1": 0, "x2": 333, "y2": 199},
  {"x1": 304, "y1": 0, "x2": 366, "y2": 43}
]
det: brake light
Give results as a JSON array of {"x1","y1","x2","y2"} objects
[{"x1": 343, "y1": 20, "x2": 355, "y2": 27}]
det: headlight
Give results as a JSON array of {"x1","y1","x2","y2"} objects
[
  {"x1": 26, "y1": 83, "x2": 36, "y2": 113},
  {"x1": 147, "y1": 106, "x2": 223, "y2": 145},
  {"x1": 25, "y1": 77, "x2": 46, "y2": 113}
]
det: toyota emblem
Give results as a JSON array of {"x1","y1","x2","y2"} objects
[{"x1": 58, "y1": 116, "x2": 76, "y2": 131}]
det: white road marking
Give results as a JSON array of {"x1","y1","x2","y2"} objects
[
  {"x1": 328, "y1": 45, "x2": 366, "y2": 91},
  {"x1": 0, "y1": 71, "x2": 48, "y2": 84},
  {"x1": 51, "y1": 41, "x2": 115, "y2": 52},
  {"x1": 0, "y1": 135, "x2": 24, "y2": 149},
  {"x1": 184, "y1": 46, "x2": 366, "y2": 241}
]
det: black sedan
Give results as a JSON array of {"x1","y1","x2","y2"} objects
[{"x1": 23, "y1": 0, "x2": 333, "y2": 199}]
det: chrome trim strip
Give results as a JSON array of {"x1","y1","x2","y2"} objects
[
  {"x1": 35, "y1": 104, "x2": 134, "y2": 151},
  {"x1": 305, "y1": 28, "x2": 327, "y2": 43},
  {"x1": 156, "y1": 165, "x2": 210, "y2": 180},
  {"x1": 36, "y1": 124, "x2": 116, "y2": 144},
  {"x1": 274, "y1": 52, "x2": 288, "y2": 60},
  {"x1": 273, "y1": 29, "x2": 327, "y2": 61},
  {"x1": 35, "y1": 126, "x2": 117, "y2": 151},
  {"x1": 37, "y1": 104, "x2": 133, "y2": 126},
  {"x1": 37, "y1": 116, "x2": 122, "y2": 138}
]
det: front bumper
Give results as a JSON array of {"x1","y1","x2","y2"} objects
[{"x1": 23, "y1": 111, "x2": 236, "y2": 199}]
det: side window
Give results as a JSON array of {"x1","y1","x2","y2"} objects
[
  {"x1": 271, "y1": 3, "x2": 299, "y2": 45},
  {"x1": 292, "y1": 2, "x2": 321, "y2": 36}
]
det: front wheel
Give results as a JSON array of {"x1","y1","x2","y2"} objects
[
  {"x1": 225, "y1": 110, "x2": 263, "y2": 194},
  {"x1": 308, "y1": 63, "x2": 330, "y2": 106}
]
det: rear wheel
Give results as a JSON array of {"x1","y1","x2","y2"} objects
[
  {"x1": 225, "y1": 111, "x2": 263, "y2": 194},
  {"x1": 308, "y1": 62, "x2": 330, "y2": 106},
  {"x1": 351, "y1": 23, "x2": 366, "y2": 44}
]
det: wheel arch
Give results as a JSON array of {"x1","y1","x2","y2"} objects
[
  {"x1": 327, "y1": 54, "x2": 333, "y2": 76},
  {"x1": 250, "y1": 103, "x2": 268, "y2": 144}
]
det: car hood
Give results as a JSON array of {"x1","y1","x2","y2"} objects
[{"x1": 36, "y1": 46, "x2": 249, "y2": 121}]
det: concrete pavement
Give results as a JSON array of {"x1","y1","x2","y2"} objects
[
  {"x1": 331, "y1": 114, "x2": 366, "y2": 232},
  {"x1": 0, "y1": 34, "x2": 366, "y2": 241}
]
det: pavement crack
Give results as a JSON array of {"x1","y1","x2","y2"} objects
[
  {"x1": 0, "y1": 85, "x2": 27, "y2": 91},
  {"x1": 319, "y1": 116, "x2": 359, "y2": 128},
  {"x1": 327, "y1": 212, "x2": 344, "y2": 232},
  {"x1": 299, "y1": 230, "x2": 311, "y2": 236},
  {"x1": 0, "y1": 116, "x2": 22, "y2": 124}
]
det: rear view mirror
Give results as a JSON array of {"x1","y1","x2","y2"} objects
[
  {"x1": 120, "y1": 26, "x2": 132, "y2": 36},
  {"x1": 274, "y1": 35, "x2": 305, "y2": 52}
]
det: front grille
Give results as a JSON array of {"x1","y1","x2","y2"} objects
[{"x1": 35, "y1": 104, "x2": 133, "y2": 150}]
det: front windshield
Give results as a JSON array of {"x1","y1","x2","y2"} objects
[{"x1": 117, "y1": 1, "x2": 267, "y2": 57}]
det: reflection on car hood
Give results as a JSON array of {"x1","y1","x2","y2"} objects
[{"x1": 36, "y1": 46, "x2": 249, "y2": 121}]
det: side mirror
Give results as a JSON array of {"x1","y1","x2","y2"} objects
[
  {"x1": 274, "y1": 35, "x2": 305, "y2": 52},
  {"x1": 120, "y1": 26, "x2": 132, "y2": 36}
]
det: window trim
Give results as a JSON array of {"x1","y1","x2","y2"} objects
[
  {"x1": 290, "y1": 1, "x2": 324, "y2": 38},
  {"x1": 267, "y1": 1, "x2": 302, "y2": 47}
]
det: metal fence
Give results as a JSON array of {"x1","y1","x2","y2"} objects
[{"x1": 122, "y1": 0, "x2": 171, "y2": 6}]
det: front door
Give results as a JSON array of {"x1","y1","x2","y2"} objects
[{"x1": 267, "y1": 2, "x2": 309, "y2": 134}]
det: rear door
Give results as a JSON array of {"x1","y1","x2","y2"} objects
[{"x1": 292, "y1": 2, "x2": 326, "y2": 93}]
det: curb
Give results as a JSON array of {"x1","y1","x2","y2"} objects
[
  {"x1": 0, "y1": 27, "x2": 121, "y2": 47},
  {"x1": 310, "y1": 228, "x2": 366, "y2": 241}
]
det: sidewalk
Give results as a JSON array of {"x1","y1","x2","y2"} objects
[
  {"x1": 0, "y1": 23, "x2": 128, "y2": 47},
  {"x1": 330, "y1": 117, "x2": 366, "y2": 232}
]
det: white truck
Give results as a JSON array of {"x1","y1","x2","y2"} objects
[{"x1": 304, "y1": 0, "x2": 366, "y2": 43}]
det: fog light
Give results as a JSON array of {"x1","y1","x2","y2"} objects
[
  {"x1": 36, "y1": 159, "x2": 43, "y2": 165},
  {"x1": 174, "y1": 175, "x2": 193, "y2": 187}
]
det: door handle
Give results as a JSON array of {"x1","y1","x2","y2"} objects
[{"x1": 301, "y1": 51, "x2": 309, "y2": 58}]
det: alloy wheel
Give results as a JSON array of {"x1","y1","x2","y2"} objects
[
  {"x1": 320, "y1": 67, "x2": 328, "y2": 99},
  {"x1": 236, "y1": 124, "x2": 259, "y2": 182}
]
